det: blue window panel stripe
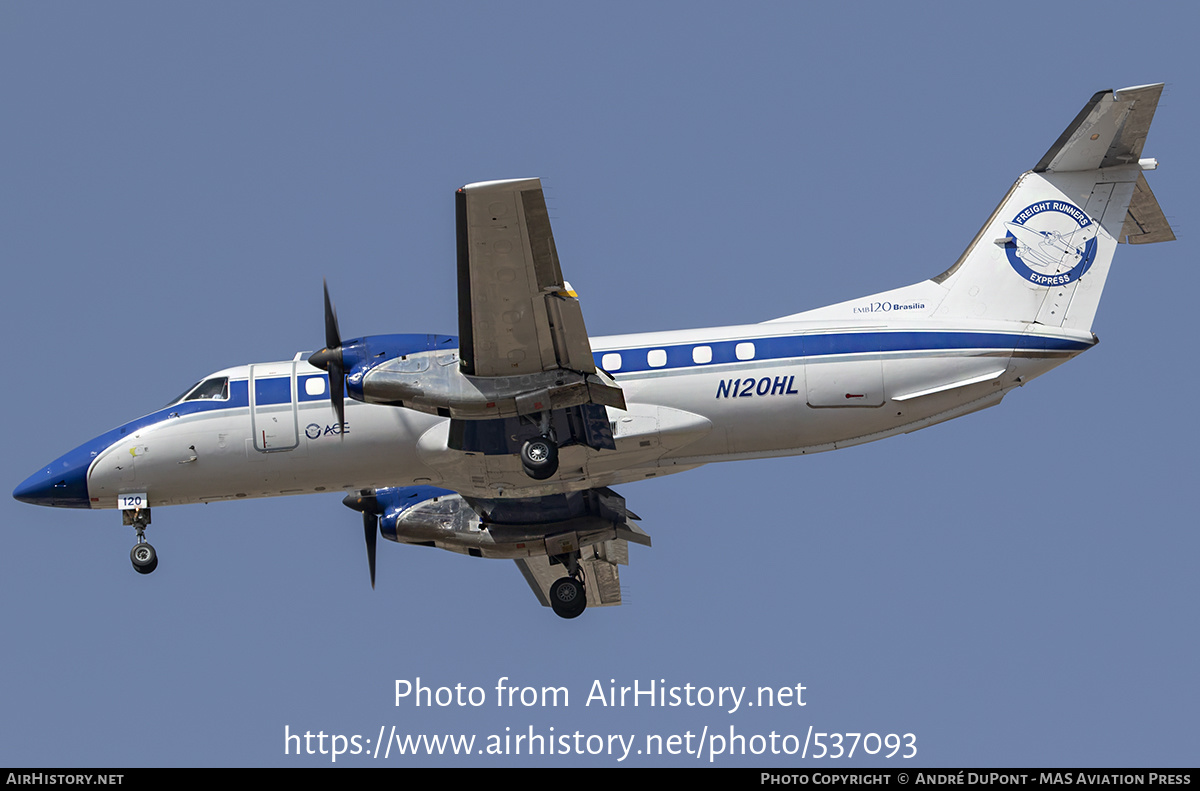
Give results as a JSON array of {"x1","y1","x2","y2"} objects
[
  {"x1": 226, "y1": 380, "x2": 249, "y2": 407},
  {"x1": 254, "y1": 377, "x2": 292, "y2": 406},
  {"x1": 593, "y1": 331, "x2": 1091, "y2": 374}
]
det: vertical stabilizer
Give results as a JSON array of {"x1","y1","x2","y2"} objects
[{"x1": 933, "y1": 84, "x2": 1172, "y2": 331}]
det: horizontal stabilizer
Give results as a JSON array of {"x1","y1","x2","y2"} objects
[
  {"x1": 1035, "y1": 83, "x2": 1163, "y2": 173},
  {"x1": 1121, "y1": 172, "x2": 1175, "y2": 244}
]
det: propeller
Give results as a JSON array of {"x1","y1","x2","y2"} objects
[
  {"x1": 308, "y1": 280, "x2": 346, "y2": 428},
  {"x1": 343, "y1": 490, "x2": 384, "y2": 588}
]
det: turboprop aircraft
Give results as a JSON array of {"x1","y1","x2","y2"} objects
[{"x1": 13, "y1": 84, "x2": 1175, "y2": 618}]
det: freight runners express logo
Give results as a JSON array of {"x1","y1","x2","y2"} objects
[{"x1": 1004, "y1": 201, "x2": 1099, "y2": 286}]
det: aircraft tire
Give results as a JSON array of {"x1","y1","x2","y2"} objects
[
  {"x1": 549, "y1": 577, "x2": 586, "y2": 619},
  {"x1": 520, "y1": 437, "x2": 558, "y2": 480},
  {"x1": 130, "y1": 542, "x2": 158, "y2": 575}
]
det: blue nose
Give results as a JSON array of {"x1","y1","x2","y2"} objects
[{"x1": 13, "y1": 449, "x2": 93, "y2": 509}]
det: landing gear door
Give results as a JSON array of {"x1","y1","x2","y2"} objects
[{"x1": 250, "y1": 362, "x2": 300, "y2": 452}]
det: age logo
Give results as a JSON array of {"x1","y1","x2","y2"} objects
[{"x1": 1004, "y1": 201, "x2": 1099, "y2": 287}]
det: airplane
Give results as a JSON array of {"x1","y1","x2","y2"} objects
[{"x1": 13, "y1": 84, "x2": 1175, "y2": 619}]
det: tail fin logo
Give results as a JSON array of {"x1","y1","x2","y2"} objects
[{"x1": 1004, "y1": 201, "x2": 1098, "y2": 287}]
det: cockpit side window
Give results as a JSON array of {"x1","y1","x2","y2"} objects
[
  {"x1": 186, "y1": 377, "x2": 229, "y2": 401},
  {"x1": 167, "y1": 381, "x2": 202, "y2": 407},
  {"x1": 168, "y1": 377, "x2": 231, "y2": 407}
]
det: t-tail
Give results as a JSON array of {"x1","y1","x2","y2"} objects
[
  {"x1": 933, "y1": 83, "x2": 1173, "y2": 331},
  {"x1": 776, "y1": 84, "x2": 1174, "y2": 331}
]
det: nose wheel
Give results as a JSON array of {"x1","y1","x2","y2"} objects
[
  {"x1": 123, "y1": 507, "x2": 158, "y2": 575},
  {"x1": 130, "y1": 540, "x2": 158, "y2": 574}
]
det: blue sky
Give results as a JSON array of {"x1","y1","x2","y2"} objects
[{"x1": 2, "y1": 1, "x2": 1196, "y2": 767}]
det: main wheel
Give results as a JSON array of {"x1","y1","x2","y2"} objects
[
  {"x1": 549, "y1": 577, "x2": 586, "y2": 619},
  {"x1": 130, "y1": 542, "x2": 158, "y2": 575},
  {"x1": 520, "y1": 436, "x2": 559, "y2": 480}
]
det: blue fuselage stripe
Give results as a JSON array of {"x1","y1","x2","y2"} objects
[{"x1": 593, "y1": 330, "x2": 1090, "y2": 374}]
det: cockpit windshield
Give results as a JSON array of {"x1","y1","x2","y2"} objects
[{"x1": 166, "y1": 377, "x2": 229, "y2": 407}]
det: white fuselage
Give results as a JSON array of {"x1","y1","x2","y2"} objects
[{"x1": 81, "y1": 314, "x2": 1091, "y2": 509}]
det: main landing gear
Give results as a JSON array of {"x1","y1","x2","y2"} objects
[
  {"x1": 520, "y1": 412, "x2": 560, "y2": 481},
  {"x1": 521, "y1": 435, "x2": 559, "y2": 480},
  {"x1": 550, "y1": 576, "x2": 585, "y2": 619},
  {"x1": 124, "y1": 508, "x2": 157, "y2": 575},
  {"x1": 548, "y1": 551, "x2": 587, "y2": 619}
]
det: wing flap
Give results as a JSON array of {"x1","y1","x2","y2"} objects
[{"x1": 545, "y1": 291, "x2": 597, "y2": 374}]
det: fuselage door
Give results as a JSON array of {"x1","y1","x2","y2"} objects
[
  {"x1": 803, "y1": 332, "x2": 885, "y2": 407},
  {"x1": 250, "y1": 362, "x2": 300, "y2": 452}
]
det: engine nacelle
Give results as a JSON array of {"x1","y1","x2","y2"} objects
[
  {"x1": 357, "y1": 350, "x2": 625, "y2": 420},
  {"x1": 338, "y1": 333, "x2": 459, "y2": 395},
  {"x1": 336, "y1": 334, "x2": 624, "y2": 420},
  {"x1": 375, "y1": 485, "x2": 648, "y2": 560}
]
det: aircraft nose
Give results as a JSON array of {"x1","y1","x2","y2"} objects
[{"x1": 13, "y1": 451, "x2": 93, "y2": 509}]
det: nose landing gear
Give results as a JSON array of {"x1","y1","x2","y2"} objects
[{"x1": 123, "y1": 507, "x2": 157, "y2": 575}]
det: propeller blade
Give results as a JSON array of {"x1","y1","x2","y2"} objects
[
  {"x1": 323, "y1": 278, "x2": 341, "y2": 351},
  {"x1": 363, "y1": 511, "x2": 378, "y2": 589},
  {"x1": 344, "y1": 490, "x2": 382, "y2": 589},
  {"x1": 309, "y1": 280, "x2": 346, "y2": 428},
  {"x1": 329, "y1": 358, "x2": 345, "y2": 428}
]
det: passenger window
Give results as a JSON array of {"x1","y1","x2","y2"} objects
[
  {"x1": 692, "y1": 346, "x2": 712, "y2": 364},
  {"x1": 647, "y1": 349, "x2": 667, "y2": 368},
  {"x1": 735, "y1": 342, "x2": 755, "y2": 361},
  {"x1": 601, "y1": 353, "x2": 622, "y2": 371}
]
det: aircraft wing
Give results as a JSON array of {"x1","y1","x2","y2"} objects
[
  {"x1": 514, "y1": 530, "x2": 650, "y2": 609},
  {"x1": 455, "y1": 178, "x2": 599, "y2": 378},
  {"x1": 357, "y1": 483, "x2": 650, "y2": 611}
]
